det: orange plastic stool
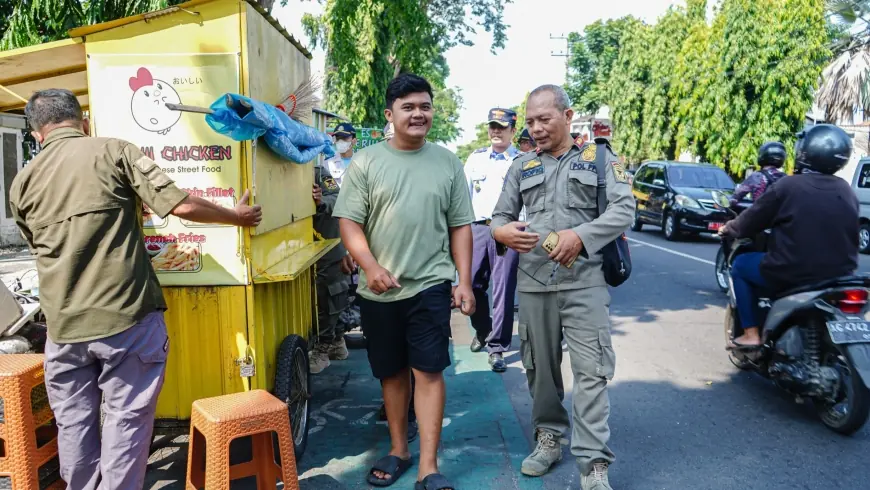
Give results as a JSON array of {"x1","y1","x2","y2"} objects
[
  {"x1": 0, "y1": 354, "x2": 60, "y2": 489},
  {"x1": 186, "y1": 389, "x2": 299, "y2": 490}
]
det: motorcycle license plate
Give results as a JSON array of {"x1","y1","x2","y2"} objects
[
  {"x1": 826, "y1": 321, "x2": 870, "y2": 344},
  {"x1": 708, "y1": 222, "x2": 724, "y2": 231}
]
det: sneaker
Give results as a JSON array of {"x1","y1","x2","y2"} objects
[
  {"x1": 327, "y1": 337, "x2": 349, "y2": 360},
  {"x1": 489, "y1": 353, "x2": 506, "y2": 373},
  {"x1": 309, "y1": 344, "x2": 331, "y2": 374},
  {"x1": 521, "y1": 429, "x2": 562, "y2": 477},
  {"x1": 580, "y1": 461, "x2": 612, "y2": 490}
]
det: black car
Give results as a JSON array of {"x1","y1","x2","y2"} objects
[{"x1": 630, "y1": 161, "x2": 736, "y2": 240}]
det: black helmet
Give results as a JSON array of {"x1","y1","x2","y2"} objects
[
  {"x1": 757, "y1": 141, "x2": 786, "y2": 168},
  {"x1": 794, "y1": 124, "x2": 852, "y2": 174}
]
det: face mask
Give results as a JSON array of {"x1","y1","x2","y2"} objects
[{"x1": 336, "y1": 140, "x2": 352, "y2": 153}]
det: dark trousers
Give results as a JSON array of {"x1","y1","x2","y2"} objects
[{"x1": 470, "y1": 223, "x2": 519, "y2": 353}]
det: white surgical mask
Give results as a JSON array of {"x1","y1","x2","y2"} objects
[{"x1": 336, "y1": 140, "x2": 352, "y2": 154}]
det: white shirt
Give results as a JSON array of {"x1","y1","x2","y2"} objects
[
  {"x1": 464, "y1": 145, "x2": 519, "y2": 221},
  {"x1": 326, "y1": 155, "x2": 353, "y2": 186}
]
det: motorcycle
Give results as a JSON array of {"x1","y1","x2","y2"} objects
[
  {"x1": 712, "y1": 190, "x2": 870, "y2": 435},
  {"x1": 714, "y1": 197, "x2": 756, "y2": 293}
]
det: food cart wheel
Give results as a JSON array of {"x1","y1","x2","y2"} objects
[{"x1": 274, "y1": 334, "x2": 311, "y2": 459}]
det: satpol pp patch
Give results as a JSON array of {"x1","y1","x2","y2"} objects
[
  {"x1": 323, "y1": 177, "x2": 339, "y2": 191},
  {"x1": 521, "y1": 166, "x2": 544, "y2": 179},
  {"x1": 581, "y1": 144, "x2": 597, "y2": 162},
  {"x1": 611, "y1": 161, "x2": 628, "y2": 183}
]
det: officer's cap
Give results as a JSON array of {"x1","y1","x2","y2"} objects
[
  {"x1": 333, "y1": 122, "x2": 356, "y2": 137},
  {"x1": 487, "y1": 108, "x2": 518, "y2": 128},
  {"x1": 518, "y1": 128, "x2": 534, "y2": 142}
]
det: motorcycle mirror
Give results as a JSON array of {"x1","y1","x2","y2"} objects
[{"x1": 711, "y1": 190, "x2": 730, "y2": 208}]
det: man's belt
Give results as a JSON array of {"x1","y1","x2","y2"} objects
[{"x1": 473, "y1": 219, "x2": 492, "y2": 225}]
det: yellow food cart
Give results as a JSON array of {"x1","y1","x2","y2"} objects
[{"x1": 0, "y1": 0, "x2": 338, "y2": 457}]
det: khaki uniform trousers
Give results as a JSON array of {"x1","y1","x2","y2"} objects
[{"x1": 518, "y1": 286, "x2": 616, "y2": 475}]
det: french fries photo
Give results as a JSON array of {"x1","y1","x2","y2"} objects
[{"x1": 150, "y1": 242, "x2": 202, "y2": 272}]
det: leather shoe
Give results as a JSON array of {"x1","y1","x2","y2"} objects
[
  {"x1": 470, "y1": 336, "x2": 485, "y2": 353},
  {"x1": 489, "y1": 353, "x2": 506, "y2": 373}
]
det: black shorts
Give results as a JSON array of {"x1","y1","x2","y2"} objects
[{"x1": 358, "y1": 281, "x2": 452, "y2": 379}]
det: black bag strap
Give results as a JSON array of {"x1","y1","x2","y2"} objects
[{"x1": 591, "y1": 138, "x2": 610, "y2": 218}]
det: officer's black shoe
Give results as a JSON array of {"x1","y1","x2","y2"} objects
[
  {"x1": 470, "y1": 336, "x2": 485, "y2": 353},
  {"x1": 489, "y1": 353, "x2": 506, "y2": 373}
]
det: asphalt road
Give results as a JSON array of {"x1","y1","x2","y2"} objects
[{"x1": 500, "y1": 226, "x2": 869, "y2": 490}]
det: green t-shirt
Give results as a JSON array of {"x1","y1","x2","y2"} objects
[{"x1": 333, "y1": 141, "x2": 474, "y2": 302}]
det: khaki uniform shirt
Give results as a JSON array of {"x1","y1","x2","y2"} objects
[
  {"x1": 490, "y1": 141, "x2": 634, "y2": 292},
  {"x1": 314, "y1": 163, "x2": 347, "y2": 269},
  {"x1": 9, "y1": 128, "x2": 188, "y2": 343}
]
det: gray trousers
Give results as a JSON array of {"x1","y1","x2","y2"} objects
[
  {"x1": 518, "y1": 287, "x2": 616, "y2": 475},
  {"x1": 44, "y1": 311, "x2": 168, "y2": 490}
]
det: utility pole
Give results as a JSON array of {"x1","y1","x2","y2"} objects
[{"x1": 549, "y1": 33, "x2": 571, "y2": 83}]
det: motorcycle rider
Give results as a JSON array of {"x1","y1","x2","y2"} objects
[
  {"x1": 730, "y1": 141, "x2": 787, "y2": 205},
  {"x1": 719, "y1": 124, "x2": 859, "y2": 347}
]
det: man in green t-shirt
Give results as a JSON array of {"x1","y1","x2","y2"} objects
[{"x1": 333, "y1": 74, "x2": 475, "y2": 490}]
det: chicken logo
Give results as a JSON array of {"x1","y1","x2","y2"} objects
[{"x1": 129, "y1": 67, "x2": 182, "y2": 135}]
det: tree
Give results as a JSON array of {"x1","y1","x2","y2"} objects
[
  {"x1": 428, "y1": 87, "x2": 463, "y2": 144},
  {"x1": 565, "y1": 17, "x2": 637, "y2": 116},
  {"x1": 299, "y1": 0, "x2": 511, "y2": 135},
  {"x1": 1, "y1": 0, "x2": 186, "y2": 50},
  {"x1": 699, "y1": 0, "x2": 829, "y2": 175},
  {"x1": 608, "y1": 21, "x2": 652, "y2": 162},
  {"x1": 605, "y1": 0, "x2": 829, "y2": 176},
  {"x1": 640, "y1": 7, "x2": 690, "y2": 160},
  {"x1": 671, "y1": 0, "x2": 713, "y2": 159},
  {"x1": 816, "y1": 0, "x2": 870, "y2": 122}
]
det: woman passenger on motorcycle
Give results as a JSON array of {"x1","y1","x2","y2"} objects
[
  {"x1": 730, "y1": 142, "x2": 787, "y2": 206},
  {"x1": 719, "y1": 125, "x2": 859, "y2": 348}
]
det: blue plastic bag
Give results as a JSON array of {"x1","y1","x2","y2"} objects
[{"x1": 205, "y1": 93, "x2": 335, "y2": 163}]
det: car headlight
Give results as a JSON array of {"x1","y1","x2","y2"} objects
[{"x1": 675, "y1": 194, "x2": 701, "y2": 209}]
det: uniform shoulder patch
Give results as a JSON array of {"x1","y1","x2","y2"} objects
[
  {"x1": 522, "y1": 159, "x2": 542, "y2": 171},
  {"x1": 521, "y1": 166, "x2": 544, "y2": 180},
  {"x1": 610, "y1": 161, "x2": 628, "y2": 183},
  {"x1": 581, "y1": 144, "x2": 597, "y2": 162},
  {"x1": 473, "y1": 147, "x2": 488, "y2": 154},
  {"x1": 323, "y1": 177, "x2": 339, "y2": 191}
]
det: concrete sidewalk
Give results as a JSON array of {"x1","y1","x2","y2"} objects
[{"x1": 144, "y1": 311, "x2": 544, "y2": 489}]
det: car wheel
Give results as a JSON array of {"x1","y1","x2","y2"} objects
[
  {"x1": 630, "y1": 209, "x2": 643, "y2": 232},
  {"x1": 860, "y1": 223, "x2": 870, "y2": 254},
  {"x1": 663, "y1": 213, "x2": 680, "y2": 241}
]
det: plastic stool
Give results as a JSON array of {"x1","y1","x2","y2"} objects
[
  {"x1": 186, "y1": 389, "x2": 299, "y2": 490},
  {"x1": 0, "y1": 354, "x2": 60, "y2": 489}
]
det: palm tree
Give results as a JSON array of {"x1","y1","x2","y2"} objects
[{"x1": 817, "y1": 0, "x2": 870, "y2": 122}]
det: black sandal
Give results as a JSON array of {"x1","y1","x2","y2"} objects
[
  {"x1": 415, "y1": 473, "x2": 455, "y2": 490},
  {"x1": 366, "y1": 455, "x2": 413, "y2": 487}
]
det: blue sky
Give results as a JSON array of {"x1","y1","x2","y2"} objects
[{"x1": 273, "y1": 0, "x2": 682, "y2": 150}]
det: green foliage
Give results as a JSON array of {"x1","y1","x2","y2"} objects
[
  {"x1": 640, "y1": 8, "x2": 690, "y2": 160},
  {"x1": 301, "y1": 0, "x2": 510, "y2": 140},
  {"x1": 602, "y1": 0, "x2": 829, "y2": 177},
  {"x1": 1, "y1": 0, "x2": 185, "y2": 50},
  {"x1": 608, "y1": 21, "x2": 651, "y2": 162},
  {"x1": 455, "y1": 124, "x2": 490, "y2": 163},
  {"x1": 565, "y1": 17, "x2": 637, "y2": 115},
  {"x1": 428, "y1": 87, "x2": 463, "y2": 144}
]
